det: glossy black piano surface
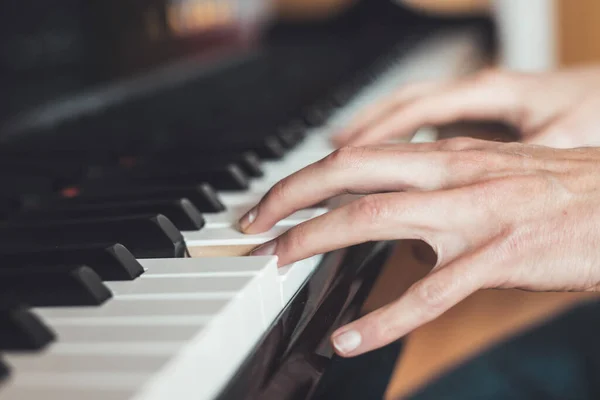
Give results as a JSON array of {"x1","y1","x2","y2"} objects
[{"x1": 0, "y1": 0, "x2": 493, "y2": 398}]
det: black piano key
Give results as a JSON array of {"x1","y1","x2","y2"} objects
[
  {"x1": 0, "y1": 244, "x2": 143, "y2": 281},
  {"x1": 0, "y1": 214, "x2": 186, "y2": 259},
  {"x1": 0, "y1": 306, "x2": 55, "y2": 351},
  {"x1": 277, "y1": 122, "x2": 306, "y2": 148},
  {"x1": 130, "y1": 164, "x2": 249, "y2": 191},
  {"x1": 149, "y1": 151, "x2": 264, "y2": 178},
  {"x1": 0, "y1": 174, "x2": 56, "y2": 195},
  {"x1": 0, "y1": 357, "x2": 9, "y2": 382},
  {"x1": 331, "y1": 86, "x2": 354, "y2": 107},
  {"x1": 0, "y1": 266, "x2": 112, "y2": 307},
  {"x1": 199, "y1": 134, "x2": 287, "y2": 161},
  {"x1": 0, "y1": 156, "x2": 90, "y2": 183},
  {"x1": 303, "y1": 104, "x2": 331, "y2": 127},
  {"x1": 64, "y1": 184, "x2": 225, "y2": 213},
  {"x1": 252, "y1": 136, "x2": 286, "y2": 160},
  {"x1": 187, "y1": 153, "x2": 263, "y2": 178},
  {"x1": 229, "y1": 152, "x2": 263, "y2": 178},
  {"x1": 21, "y1": 199, "x2": 205, "y2": 231}
]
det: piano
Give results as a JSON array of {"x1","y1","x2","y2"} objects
[{"x1": 0, "y1": 0, "x2": 492, "y2": 399}]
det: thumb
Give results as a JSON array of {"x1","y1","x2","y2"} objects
[{"x1": 330, "y1": 250, "x2": 490, "y2": 357}]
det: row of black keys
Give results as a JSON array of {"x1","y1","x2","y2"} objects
[
  {"x1": 0, "y1": 87, "x2": 326, "y2": 360},
  {"x1": 0, "y1": 122, "x2": 305, "y2": 198},
  {"x1": 0, "y1": 127, "x2": 309, "y2": 352},
  {"x1": 0, "y1": 151, "x2": 288, "y2": 307},
  {"x1": 0, "y1": 41, "x2": 409, "y2": 385}
]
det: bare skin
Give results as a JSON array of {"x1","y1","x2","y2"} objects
[
  {"x1": 332, "y1": 67, "x2": 600, "y2": 149},
  {"x1": 239, "y1": 139, "x2": 600, "y2": 357}
]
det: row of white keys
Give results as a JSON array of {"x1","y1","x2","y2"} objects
[
  {"x1": 183, "y1": 224, "x2": 324, "y2": 306},
  {"x1": 326, "y1": 29, "x2": 481, "y2": 133},
  {"x1": 1, "y1": 257, "x2": 282, "y2": 400},
  {"x1": 203, "y1": 198, "x2": 327, "y2": 229},
  {"x1": 0, "y1": 29, "x2": 483, "y2": 400}
]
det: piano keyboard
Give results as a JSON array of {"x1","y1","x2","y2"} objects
[{"x1": 0, "y1": 30, "x2": 481, "y2": 400}]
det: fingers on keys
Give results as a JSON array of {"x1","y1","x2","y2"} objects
[
  {"x1": 333, "y1": 70, "x2": 527, "y2": 147},
  {"x1": 240, "y1": 138, "x2": 517, "y2": 237}
]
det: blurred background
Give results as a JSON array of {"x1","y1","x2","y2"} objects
[
  {"x1": 1, "y1": 1, "x2": 600, "y2": 400},
  {"x1": 276, "y1": 0, "x2": 600, "y2": 70}
]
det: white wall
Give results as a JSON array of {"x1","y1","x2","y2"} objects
[{"x1": 492, "y1": 0, "x2": 557, "y2": 71}]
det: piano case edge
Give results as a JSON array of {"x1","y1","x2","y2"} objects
[{"x1": 216, "y1": 240, "x2": 396, "y2": 400}]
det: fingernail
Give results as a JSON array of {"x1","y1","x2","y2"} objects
[
  {"x1": 333, "y1": 329, "x2": 362, "y2": 355},
  {"x1": 250, "y1": 241, "x2": 277, "y2": 256},
  {"x1": 239, "y1": 207, "x2": 257, "y2": 232}
]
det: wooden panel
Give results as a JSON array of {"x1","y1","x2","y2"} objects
[
  {"x1": 272, "y1": 0, "x2": 489, "y2": 20},
  {"x1": 557, "y1": 0, "x2": 600, "y2": 66},
  {"x1": 362, "y1": 240, "x2": 598, "y2": 400}
]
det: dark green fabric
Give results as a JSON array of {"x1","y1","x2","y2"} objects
[
  {"x1": 409, "y1": 300, "x2": 600, "y2": 400},
  {"x1": 314, "y1": 340, "x2": 403, "y2": 400}
]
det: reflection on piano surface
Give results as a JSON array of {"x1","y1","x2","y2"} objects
[{"x1": 0, "y1": 0, "x2": 491, "y2": 399}]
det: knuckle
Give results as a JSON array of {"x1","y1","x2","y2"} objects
[
  {"x1": 411, "y1": 278, "x2": 452, "y2": 318},
  {"x1": 278, "y1": 224, "x2": 309, "y2": 254},
  {"x1": 441, "y1": 149, "x2": 488, "y2": 171},
  {"x1": 353, "y1": 195, "x2": 389, "y2": 224},
  {"x1": 268, "y1": 178, "x2": 293, "y2": 203},
  {"x1": 323, "y1": 146, "x2": 363, "y2": 169},
  {"x1": 436, "y1": 137, "x2": 480, "y2": 151},
  {"x1": 496, "y1": 227, "x2": 528, "y2": 261}
]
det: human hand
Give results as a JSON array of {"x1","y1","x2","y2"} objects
[
  {"x1": 239, "y1": 138, "x2": 600, "y2": 357},
  {"x1": 333, "y1": 67, "x2": 600, "y2": 149}
]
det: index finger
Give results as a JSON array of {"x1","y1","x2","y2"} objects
[
  {"x1": 249, "y1": 191, "x2": 482, "y2": 267},
  {"x1": 239, "y1": 142, "x2": 507, "y2": 235}
]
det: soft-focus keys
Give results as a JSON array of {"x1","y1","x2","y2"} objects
[
  {"x1": 19, "y1": 199, "x2": 206, "y2": 231},
  {"x1": 0, "y1": 307, "x2": 55, "y2": 351},
  {"x1": 0, "y1": 358, "x2": 10, "y2": 380},
  {"x1": 0, "y1": 244, "x2": 144, "y2": 281},
  {"x1": 65, "y1": 184, "x2": 225, "y2": 213},
  {"x1": 126, "y1": 164, "x2": 250, "y2": 191},
  {"x1": 0, "y1": 215, "x2": 187, "y2": 259},
  {"x1": 150, "y1": 152, "x2": 264, "y2": 179},
  {"x1": 1, "y1": 257, "x2": 281, "y2": 400},
  {"x1": 0, "y1": 266, "x2": 112, "y2": 307}
]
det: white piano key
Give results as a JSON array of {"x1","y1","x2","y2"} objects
[
  {"x1": 204, "y1": 203, "x2": 327, "y2": 228},
  {"x1": 219, "y1": 192, "x2": 263, "y2": 207},
  {"x1": 6, "y1": 353, "x2": 170, "y2": 374},
  {"x1": 45, "y1": 315, "x2": 212, "y2": 326},
  {"x1": 50, "y1": 323, "x2": 204, "y2": 343},
  {"x1": 9, "y1": 372, "x2": 150, "y2": 391},
  {"x1": 139, "y1": 257, "x2": 282, "y2": 327},
  {"x1": 103, "y1": 276, "x2": 265, "y2": 345},
  {"x1": 139, "y1": 256, "x2": 269, "y2": 275},
  {"x1": 46, "y1": 342, "x2": 185, "y2": 356},
  {"x1": 0, "y1": 385, "x2": 134, "y2": 400},
  {"x1": 278, "y1": 255, "x2": 322, "y2": 306},
  {"x1": 106, "y1": 276, "x2": 253, "y2": 296},
  {"x1": 37, "y1": 298, "x2": 231, "y2": 319},
  {"x1": 183, "y1": 225, "x2": 290, "y2": 247}
]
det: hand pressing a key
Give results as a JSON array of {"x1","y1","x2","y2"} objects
[
  {"x1": 238, "y1": 138, "x2": 600, "y2": 357},
  {"x1": 333, "y1": 66, "x2": 600, "y2": 148}
]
